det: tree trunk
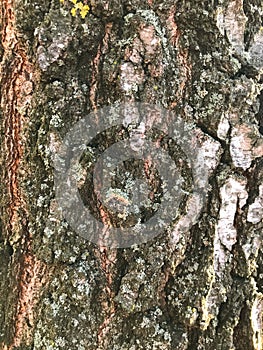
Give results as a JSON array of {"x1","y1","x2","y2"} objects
[{"x1": 1, "y1": 0, "x2": 263, "y2": 349}]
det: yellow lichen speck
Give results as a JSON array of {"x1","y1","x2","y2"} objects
[
  {"x1": 71, "y1": 7, "x2": 77, "y2": 16},
  {"x1": 79, "y1": 4, "x2": 90, "y2": 18},
  {"x1": 70, "y1": 0, "x2": 90, "y2": 18},
  {"x1": 60, "y1": 0, "x2": 90, "y2": 19}
]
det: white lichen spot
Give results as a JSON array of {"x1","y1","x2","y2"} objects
[
  {"x1": 171, "y1": 192, "x2": 205, "y2": 246},
  {"x1": 69, "y1": 256, "x2": 77, "y2": 263},
  {"x1": 120, "y1": 62, "x2": 145, "y2": 94},
  {"x1": 44, "y1": 227, "x2": 54, "y2": 238},
  {"x1": 197, "y1": 87, "x2": 208, "y2": 98},
  {"x1": 37, "y1": 195, "x2": 45, "y2": 207},
  {"x1": 50, "y1": 114, "x2": 63, "y2": 128},
  {"x1": 36, "y1": 31, "x2": 70, "y2": 71},
  {"x1": 49, "y1": 132, "x2": 62, "y2": 161},
  {"x1": 214, "y1": 176, "x2": 248, "y2": 274},
  {"x1": 72, "y1": 319, "x2": 80, "y2": 330},
  {"x1": 186, "y1": 306, "x2": 199, "y2": 326},
  {"x1": 242, "y1": 236, "x2": 261, "y2": 261},
  {"x1": 215, "y1": 7, "x2": 225, "y2": 36},
  {"x1": 230, "y1": 124, "x2": 263, "y2": 170},
  {"x1": 247, "y1": 185, "x2": 263, "y2": 224},
  {"x1": 58, "y1": 293, "x2": 67, "y2": 304},
  {"x1": 219, "y1": 176, "x2": 247, "y2": 248},
  {"x1": 249, "y1": 27, "x2": 263, "y2": 68},
  {"x1": 55, "y1": 337, "x2": 65, "y2": 347},
  {"x1": 129, "y1": 122, "x2": 146, "y2": 152},
  {"x1": 217, "y1": 113, "x2": 230, "y2": 140},
  {"x1": 141, "y1": 316, "x2": 151, "y2": 328},
  {"x1": 170, "y1": 131, "x2": 221, "y2": 254},
  {"x1": 193, "y1": 131, "x2": 222, "y2": 188}
]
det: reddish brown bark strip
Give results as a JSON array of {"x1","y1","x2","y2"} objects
[{"x1": 0, "y1": 1, "x2": 51, "y2": 348}]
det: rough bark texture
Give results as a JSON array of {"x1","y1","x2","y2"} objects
[{"x1": 0, "y1": 0, "x2": 263, "y2": 349}]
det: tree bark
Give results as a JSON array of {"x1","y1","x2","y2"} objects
[{"x1": 0, "y1": 0, "x2": 263, "y2": 349}]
